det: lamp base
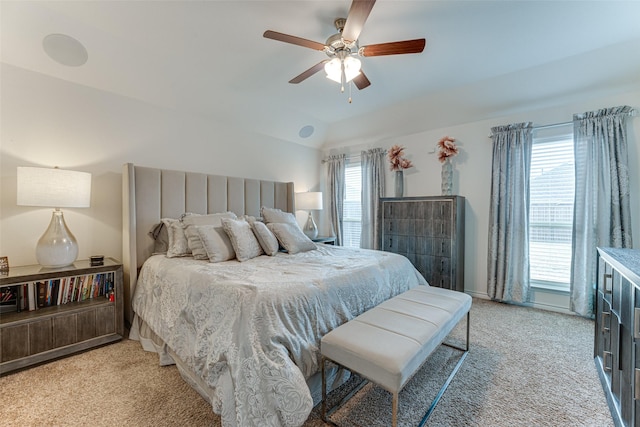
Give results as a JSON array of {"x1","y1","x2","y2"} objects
[
  {"x1": 303, "y1": 211, "x2": 318, "y2": 240},
  {"x1": 36, "y1": 210, "x2": 79, "y2": 268}
]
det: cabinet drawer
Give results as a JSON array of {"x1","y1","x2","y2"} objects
[
  {"x1": 53, "y1": 313, "x2": 77, "y2": 347},
  {"x1": 0, "y1": 324, "x2": 29, "y2": 362},
  {"x1": 29, "y1": 318, "x2": 53, "y2": 355}
]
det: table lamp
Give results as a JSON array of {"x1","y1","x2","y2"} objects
[
  {"x1": 295, "y1": 191, "x2": 323, "y2": 239},
  {"x1": 17, "y1": 166, "x2": 92, "y2": 268}
]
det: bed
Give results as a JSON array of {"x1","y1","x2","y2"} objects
[{"x1": 122, "y1": 163, "x2": 428, "y2": 427}]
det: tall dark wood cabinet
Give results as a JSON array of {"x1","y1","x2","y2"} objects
[
  {"x1": 595, "y1": 247, "x2": 640, "y2": 427},
  {"x1": 378, "y1": 196, "x2": 465, "y2": 292}
]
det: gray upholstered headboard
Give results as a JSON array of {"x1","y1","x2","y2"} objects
[{"x1": 122, "y1": 163, "x2": 295, "y2": 324}]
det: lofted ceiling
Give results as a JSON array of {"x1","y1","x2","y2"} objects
[{"x1": 2, "y1": 1, "x2": 640, "y2": 150}]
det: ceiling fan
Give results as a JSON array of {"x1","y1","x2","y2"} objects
[{"x1": 263, "y1": 0, "x2": 426, "y2": 99}]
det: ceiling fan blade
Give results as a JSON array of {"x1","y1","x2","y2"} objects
[
  {"x1": 342, "y1": 0, "x2": 376, "y2": 44},
  {"x1": 263, "y1": 30, "x2": 326, "y2": 51},
  {"x1": 353, "y1": 71, "x2": 371, "y2": 90},
  {"x1": 289, "y1": 60, "x2": 329, "y2": 84},
  {"x1": 360, "y1": 39, "x2": 426, "y2": 57}
]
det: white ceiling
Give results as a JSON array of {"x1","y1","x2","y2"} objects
[{"x1": 2, "y1": 1, "x2": 640, "y2": 149}]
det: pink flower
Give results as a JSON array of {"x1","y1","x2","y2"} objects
[
  {"x1": 388, "y1": 144, "x2": 413, "y2": 171},
  {"x1": 437, "y1": 136, "x2": 459, "y2": 163}
]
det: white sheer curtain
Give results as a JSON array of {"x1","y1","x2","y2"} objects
[
  {"x1": 360, "y1": 148, "x2": 386, "y2": 249},
  {"x1": 570, "y1": 106, "x2": 634, "y2": 317},
  {"x1": 326, "y1": 154, "x2": 346, "y2": 246},
  {"x1": 487, "y1": 122, "x2": 533, "y2": 303}
]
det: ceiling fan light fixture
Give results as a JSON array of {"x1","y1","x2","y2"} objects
[{"x1": 324, "y1": 56, "x2": 361, "y2": 83}]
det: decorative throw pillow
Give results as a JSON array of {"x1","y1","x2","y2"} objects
[
  {"x1": 195, "y1": 225, "x2": 236, "y2": 263},
  {"x1": 183, "y1": 212, "x2": 237, "y2": 259},
  {"x1": 251, "y1": 221, "x2": 279, "y2": 256},
  {"x1": 260, "y1": 206, "x2": 297, "y2": 225},
  {"x1": 149, "y1": 222, "x2": 169, "y2": 255},
  {"x1": 163, "y1": 218, "x2": 191, "y2": 258},
  {"x1": 267, "y1": 223, "x2": 317, "y2": 254},
  {"x1": 221, "y1": 218, "x2": 264, "y2": 262}
]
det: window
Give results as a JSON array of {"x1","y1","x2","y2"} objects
[
  {"x1": 343, "y1": 160, "x2": 362, "y2": 248},
  {"x1": 528, "y1": 130, "x2": 574, "y2": 290}
]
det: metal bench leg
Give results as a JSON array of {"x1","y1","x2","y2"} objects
[
  {"x1": 419, "y1": 311, "x2": 470, "y2": 426},
  {"x1": 392, "y1": 392, "x2": 398, "y2": 427},
  {"x1": 321, "y1": 356, "x2": 327, "y2": 422}
]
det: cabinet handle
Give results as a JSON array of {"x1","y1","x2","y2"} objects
[
  {"x1": 636, "y1": 369, "x2": 640, "y2": 400},
  {"x1": 603, "y1": 351, "x2": 612, "y2": 372},
  {"x1": 602, "y1": 311, "x2": 610, "y2": 334},
  {"x1": 603, "y1": 273, "x2": 612, "y2": 294},
  {"x1": 635, "y1": 308, "x2": 640, "y2": 340}
]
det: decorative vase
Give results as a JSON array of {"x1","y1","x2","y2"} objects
[
  {"x1": 441, "y1": 158, "x2": 453, "y2": 195},
  {"x1": 394, "y1": 170, "x2": 404, "y2": 198}
]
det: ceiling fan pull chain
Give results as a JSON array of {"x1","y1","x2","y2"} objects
[
  {"x1": 348, "y1": 81, "x2": 353, "y2": 104},
  {"x1": 340, "y1": 60, "x2": 346, "y2": 93}
]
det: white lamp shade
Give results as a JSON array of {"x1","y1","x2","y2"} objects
[
  {"x1": 17, "y1": 167, "x2": 91, "y2": 208},
  {"x1": 296, "y1": 191, "x2": 323, "y2": 211}
]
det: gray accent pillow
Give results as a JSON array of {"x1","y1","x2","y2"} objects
[
  {"x1": 261, "y1": 206, "x2": 297, "y2": 225},
  {"x1": 221, "y1": 218, "x2": 264, "y2": 262},
  {"x1": 267, "y1": 223, "x2": 317, "y2": 254},
  {"x1": 251, "y1": 221, "x2": 279, "y2": 256},
  {"x1": 183, "y1": 212, "x2": 237, "y2": 260},
  {"x1": 149, "y1": 222, "x2": 169, "y2": 255},
  {"x1": 195, "y1": 225, "x2": 236, "y2": 263}
]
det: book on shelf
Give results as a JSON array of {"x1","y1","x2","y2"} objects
[
  {"x1": 37, "y1": 281, "x2": 46, "y2": 308},
  {"x1": 28, "y1": 282, "x2": 36, "y2": 311}
]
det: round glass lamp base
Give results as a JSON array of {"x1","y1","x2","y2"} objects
[
  {"x1": 36, "y1": 210, "x2": 79, "y2": 268},
  {"x1": 303, "y1": 212, "x2": 318, "y2": 240}
]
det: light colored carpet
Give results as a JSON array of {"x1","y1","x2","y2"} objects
[{"x1": 0, "y1": 298, "x2": 613, "y2": 427}]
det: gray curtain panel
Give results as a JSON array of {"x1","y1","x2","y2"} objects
[
  {"x1": 326, "y1": 154, "x2": 346, "y2": 246},
  {"x1": 571, "y1": 106, "x2": 634, "y2": 317},
  {"x1": 487, "y1": 122, "x2": 533, "y2": 303},
  {"x1": 360, "y1": 148, "x2": 386, "y2": 249}
]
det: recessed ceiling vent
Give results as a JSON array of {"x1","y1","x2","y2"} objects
[{"x1": 43, "y1": 34, "x2": 88, "y2": 67}]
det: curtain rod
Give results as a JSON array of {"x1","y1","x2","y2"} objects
[
  {"x1": 321, "y1": 150, "x2": 387, "y2": 164},
  {"x1": 321, "y1": 154, "x2": 359, "y2": 164},
  {"x1": 489, "y1": 109, "x2": 638, "y2": 138}
]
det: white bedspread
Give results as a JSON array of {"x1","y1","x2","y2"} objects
[{"x1": 131, "y1": 245, "x2": 427, "y2": 427}]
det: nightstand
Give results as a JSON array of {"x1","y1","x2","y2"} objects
[
  {"x1": 312, "y1": 236, "x2": 336, "y2": 245},
  {"x1": 0, "y1": 258, "x2": 124, "y2": 375}
]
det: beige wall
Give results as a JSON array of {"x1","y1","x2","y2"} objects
[
  {"x1": 325, "y1": 89, "x2": 640, "y2": 313},
  {"x1": 0, "y1": 64, "x2": 322, "y2": 266}
]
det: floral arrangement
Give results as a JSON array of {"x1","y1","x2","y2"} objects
[
  {"x1": 437, "y1": 136, "x2": 459, "y2": 163},
  {"x1": 387, "y1": 144, "x2": 413, "y2": 171}
]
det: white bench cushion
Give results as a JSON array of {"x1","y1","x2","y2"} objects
[{"x1": 321, "y1": 285, "x2": 471, "y2": 393}]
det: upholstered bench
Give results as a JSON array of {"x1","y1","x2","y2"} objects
[{"x1": 321, "y1": 285, "x2": 472, "y2": 427}]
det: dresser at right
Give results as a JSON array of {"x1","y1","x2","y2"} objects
[
  {"x1": 595, "y1": 247, "x2": 640, "y2": 427},
  {"x1": 378, "y1": 196, "x2": 465, "y2": 292}
]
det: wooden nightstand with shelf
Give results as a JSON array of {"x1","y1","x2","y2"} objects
[{"x1": 0, "y1": 258, "x2": 123, "y2": 375}]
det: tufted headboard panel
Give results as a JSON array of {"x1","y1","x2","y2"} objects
[{"x1": 122, "y1": 163, "x2": 295, "y2": 324}]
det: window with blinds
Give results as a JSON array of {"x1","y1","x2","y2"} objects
[
  {"x1": 528, "y1": 132, "x2": 574, "y2": 290},
  {"x1": 343, "y1": 160, "x2": 362, "y2": 248}
]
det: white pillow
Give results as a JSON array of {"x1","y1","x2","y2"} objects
[
  {"x1": 261, "y1": 206, "x2": 297, "y2": 225},
  {"x1": 183, "y1": 212, "x2": 237, "y2": 259},
  {"x1": 251, "y1": 221, "x2": 279, "y2": 256},
  {"x1": 195, "y1": 225, "x2": 236, "y2": 263},
  {"x1": 221, "y1": 218, "x2": 264, "y2": 262},
  {"x1": 267, "y1": 223, "x2": 317, "y2": 254}
]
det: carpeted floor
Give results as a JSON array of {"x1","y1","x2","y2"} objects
[{"x1": 0, "y1": 298, "x2": 613, "y2": 427}]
